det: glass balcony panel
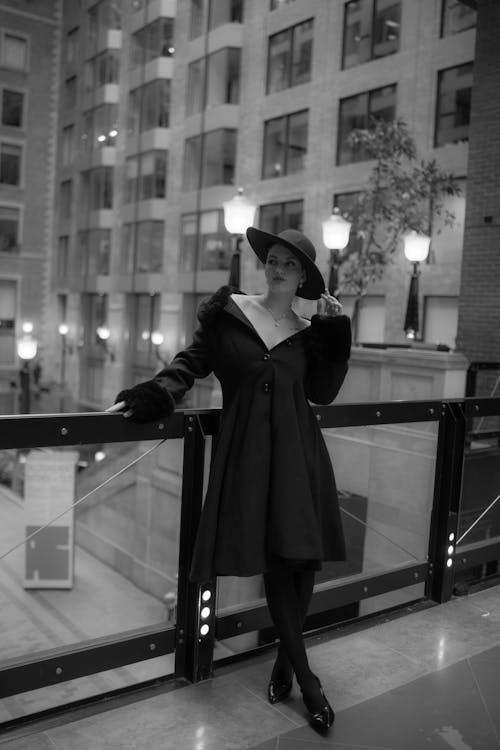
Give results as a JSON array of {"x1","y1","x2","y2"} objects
[
  {"x1": 0, "y1": 436, "x2": 184, "y2": 720},
  {"x1": 214, "y1": 420, "x2": 438, "y2": 657}
]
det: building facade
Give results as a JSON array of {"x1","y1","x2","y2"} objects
[
  {"x1": 42, "y1": 0, "x2": 477, "y2": 411},
  {"x1": 0, "y1": 0, "x2": 61, "y2": 412}
]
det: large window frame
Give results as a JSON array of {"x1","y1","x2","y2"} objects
[
  {"x1": 337, "y1": 84, "x2": 397, "y2": 165},
  {"x1": 123, "y1": 221, "x2": 164, "y2": 274},
  {"x1": 186, "y1": 47, "x2": 241, "y2": 116},
  {"x1": 128, "y1": 79, "x2": 171, "y2": 135},
  {"x1": 0, "y1": 278, "x2": 17, "y2": 365},
  {"x1": 129, "y1": 17, "x2": 175, "y2": 69},
  {"x1": 266, "y1": 18, "x2": 314, "y2": 95},
  {"x1": 440, "y1": 0, "x2": 476, "y2": 37},
  {"x1": 0, "y1": 204, "x2": 21, "y2": 254},
  {"x1": 435, "y1": 62, "x2": 473, "y2": 148},
  {"x1": 1, "y1": 87, "x2": 26, "y2": 129},
  {"x1": 342, "y1": 0, "x2": 401, "y2": 70},
  {"x1": 262, "y1": 110, "x2": 308, "y2": 179},
  {"x1": 0, "y1": 140, "x2": 23, "y2": 188},
  {"x1": 0, "y1": 29, "x2": 29, "y2": 72},
  {"x1": 180, "y1": 209, "x2": 232, "y2": 272},
  {"x1": 125, "y1": 150, "x2": 168, "y2": 203},
  {"x1": 183, "y1": 129, "x2": 236, "y2": 191},
  {"x1": 84, "y1": 49, "x2": 120, "y2": 91},
  {"x1": 81, "y1": 103, "x2": 118, "y2": 153}
]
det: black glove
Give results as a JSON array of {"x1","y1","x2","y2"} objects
[{"x1": 115, "y1": 380, "x2": 175, "y2": 423}]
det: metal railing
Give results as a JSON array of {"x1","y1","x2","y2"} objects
[{"x1": 0, "y1": 396, "x2": 499, "y2": 720}]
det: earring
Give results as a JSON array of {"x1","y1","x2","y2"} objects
[{"x1": 299, "y1": 281, "x2": 303, "y2": 288}]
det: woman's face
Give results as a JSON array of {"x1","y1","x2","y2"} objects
[{"x1": 264, "y1": 244, "x2": 306, "y2": 295}]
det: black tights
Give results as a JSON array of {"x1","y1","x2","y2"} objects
[{"x1": 264, "y1": 561, "x2": 323, "y2": 710}]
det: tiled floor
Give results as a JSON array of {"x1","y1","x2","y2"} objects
[{"x1": 1, "y1": 583, "x2": 499, "y2": 749}]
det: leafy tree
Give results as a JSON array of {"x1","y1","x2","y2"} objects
[{"x1": 335, "y1": 118, "x2": 461, "y2": 337}]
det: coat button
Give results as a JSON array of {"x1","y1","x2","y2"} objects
[
  {"x1": 263, "y1": 382, "x2": 271, "y2": 393},
  {"x1": 263, "y1": 353, "x2": 270, "y2": 361},
  {"x1": 286, "y1": 340, "x2": 292, "y2": 346}
]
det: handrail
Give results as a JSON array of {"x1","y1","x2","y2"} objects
[{"x1": 0, "y1": 396, "x2": 499, "y2": 719}]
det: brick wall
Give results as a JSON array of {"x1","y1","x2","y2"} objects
[{"x1": 456, "y1": 0, "x2": 500, "y2": 362}]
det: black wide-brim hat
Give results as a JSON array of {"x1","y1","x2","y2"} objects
[{"x1": 246, "y1": 227, "x2": 325, "y2": 300}]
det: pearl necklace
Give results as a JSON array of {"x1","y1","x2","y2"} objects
[{"x1": 261, "y1": 300, "x2": 293, "y2": 327}]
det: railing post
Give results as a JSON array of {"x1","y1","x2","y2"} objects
[
  {"x1": 175, "y1": 414, "x2": 216, "y2": 683},
  {"x1": 427, "y1": 401, "x2": 466, "y2": 603}
]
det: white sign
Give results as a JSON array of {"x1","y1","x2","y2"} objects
[{"x1": 23, "y1": 450, "x2": 79, "y2": 589}]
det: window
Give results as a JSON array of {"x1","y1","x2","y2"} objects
[
  {"x1": 267, "y1": 19, "x2": 313, "y2": 94},
  {"x1": 129, "y1": 80, "x2": 171, "y2": 134},
  {"x1": 186, "y1": 58, "x2": 205, "y2": 116},
  {"x1": 337, "y1": 84, "x2": 397, "y2": 164},
  {"x1": 259, "y1": 200, "x2": 303, "y2": 236},
  {"x1": 81, "y1": 167, "x2": 113, "y2": 211},
  {"x1": 183, "y1": 129, "x2": 236, "y2": 190},
  {"x1": 424, "y1": 296, "x2": 458, "y2": 349},
  {"x1": 130, "y1": 17, "x2": 175, "y2": 68},
  {"x1": 187, "y1": 48, "x2": 241, "y2": 116},
  {"x1": 0, "y1": 143, "x2": 22, "y2": 186},
  {"x1": 78, "y1": 229, "x2": 110, "y2": 275},
  {"x1": 435, "y1": 63, "x2": 473, "y2": 147},
  {"x1": 123, "y1": 221, "x2": 164, "y2": 272},
  {"x1": 62, "y1": 126, "x2": 75, "y2": 166},
  {"x1": 343, "y1": 0, "x2": 400, "y2": 70},
  {"x1": 88, "y1": 0, "x2": 121, "y2": 37},
  {"x1": 180, "y1": 210, "x2": 232, "y2": 271},
  {"x1": 341, "y1": 294, "x2": 386, "y2": 343},
  {"x1": 66, "y1": 27, "x2": 78, "y2": 65},
  {"x1": 257, "y1": 200, "x2": 303, "y2": 267},
  {"x1": 85, "y1": 49, "x2": 119, "y2": 91},
  {"x1": 125, "y1": 150, "x2": 167, "y2": 202},
  {"x1": 1, "y1": 89, "x2": 24, "y2": 128},
  {"x1": 82, "y1": 292, "x2": 108, "y2": 348},
  {"x1": 81, "y1": 104, "x2": 118, "y2": 152},
  {"x1": 0, "y1": 32, "x2": 28, "y2": 71},
  {"x1": 57, "y1": 236, "x2": 70, "y2": 280},
  {"x1": 208, "y1": 0, "x2": 243, "y2": 29},
  {"x1": 441, "y1": 0, "x2": 476, "y2": 36},
  {"x1": 64, "y1": 76, "x2": 77, "y2": 110},
  {"x1": 129, "y1": 293, "x2": 161, "y2": 369},
  {"x1": 262, "y1": 110, "x2": 308, "y2": 178},
  {"x1": 60, "y1": 180, "x2": 72, "y2": 219},
  {"x1": 0, "y1": 205, "x2": 20, "y2": 252},
  {"x1": 0, "y1": 280, "x2": 16, "y2": 364},
  {"x1": 189, "y1": 0, "x2": 204, "y2": 40}
]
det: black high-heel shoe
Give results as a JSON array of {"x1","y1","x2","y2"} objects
[
  {"x1": 302, "y1": 676, "x2": 335, "y2": 732},
  {"x1": 267, "y1": 677, "x2": 293, "y2": 704}
]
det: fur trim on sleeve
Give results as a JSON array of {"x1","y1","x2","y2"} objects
[
  {"x1": 197, "y1": 285, "x2": 242, "y2": 325},
  {"x1": 115, "y1": 380, "x2": 175, "y2": 423},
  {"x1": 308, "y1": 314, "x2": 352, "y2": 363}
]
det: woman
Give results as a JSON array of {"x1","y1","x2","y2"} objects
[{"x1": 114, "y1": 226, "x2": 351, "y2": 732}]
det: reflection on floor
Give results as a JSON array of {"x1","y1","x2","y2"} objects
[{"x1": 1, "y1": 583, "x2": 499, "y2": 749}]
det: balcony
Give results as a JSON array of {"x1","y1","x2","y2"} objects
[{"x1": 0, "y1": 396, "x2": 499, "y2": 745}]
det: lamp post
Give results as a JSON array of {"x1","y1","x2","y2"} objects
[
  {"x1": 17, "y1": 322, "x2": 38, "y2": 414},
  {"x1": 222, "y1": 188, "x2": 256, "y2": 288},
  {"x1": 321, "y1": 207, "x2": 352, "y2": 295},
  {"x1": 403, "y1": 230, "x2": 431, "y2": 340}
]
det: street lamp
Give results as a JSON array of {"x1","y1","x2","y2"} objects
[
  {"x1": 17, "y1": 323, "x2": 38, "y2": 414},
  {"x1": 403, "y1": 230, "x2": 431, "y2": 339},
  {"x1": 322, "y1": 207, "x2": 352, "y2": 295},
  {"x1": 96, "y1": 325, "x2": 115, "y2": 361},
  {"x1": 223, "y1": 188, "x2": 256, "y2": 288}
]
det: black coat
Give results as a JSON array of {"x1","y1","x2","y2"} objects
[{"x1": 151, "y1": 286, "x2": 351, "y2": 581}]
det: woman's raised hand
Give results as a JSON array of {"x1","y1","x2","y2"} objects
[{"x1": 317, "y1": 292, "x2": 343, "y2": 317}]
